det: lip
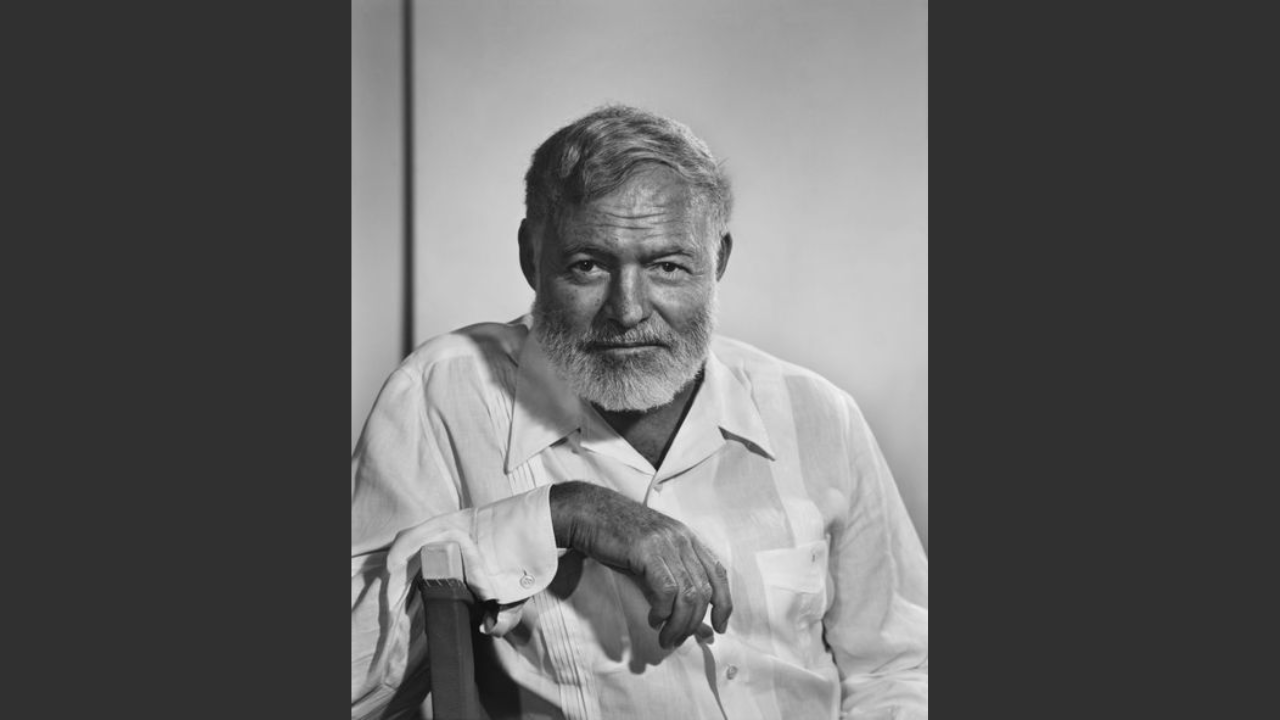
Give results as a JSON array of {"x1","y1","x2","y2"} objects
[{"x1": 588, "y1": 342, "x2": 665, "y2": 352}]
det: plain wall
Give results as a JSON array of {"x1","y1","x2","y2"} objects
[
  {"x1": 408, "y1": 0, "x2": 928, "y2": 549},
  {"x1": 352, "y1": 0, "x2": 404, "y2": 448}
]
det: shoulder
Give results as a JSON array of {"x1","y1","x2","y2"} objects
[
  {"x1": 393, "y1": 318, "x2": 528, "y2": 384},
  {"x1": 710, "y1": 334, "x2": 872, "y2": 446},
  {"x1": 712, "y1": 334, "x2": 856, "y2": 407},
  {"x1": 371, "y1": 319, "x2": 530, "y2": 418}
]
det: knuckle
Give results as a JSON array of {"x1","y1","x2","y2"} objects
[
  {"x1": 639, "y1": 542, "x2": 669, "y2": 562},
  {"x1": 656, "y1": 530, "x2": 684, "y2": 551},
  {"x1": 656, "y1": 526, "x2": 682, "y2": 545},
  {"x1": 692, "y1": 577, "x2": 713, "y2": 596},
  {"x1": 655, "y1": 579, "x2": 679, "y2": 597}
]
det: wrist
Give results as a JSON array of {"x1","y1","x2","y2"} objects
[{"x1": 548, "y1": 481, "x2": 588, "y2": 548}]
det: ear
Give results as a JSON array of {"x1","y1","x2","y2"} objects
[
  {"x1": 714, "y1": 231, "x2": 733, "y2": 281},
  {"x1": 518, "y1": 219, "x2": 537, "y2": 290}
]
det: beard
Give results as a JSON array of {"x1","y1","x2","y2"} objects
[{"x1": 532, "y1": 288, "x2": 718, "y2": 412}]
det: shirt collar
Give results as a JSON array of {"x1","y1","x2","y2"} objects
[
  {"x1": 505, "y1": 323, "x2": 775, "y2": 474},
  {"x1": 698, "y1": 346, "x2": 776, "y2": 462},
  {"x1": 505, "y1": 321, "x2": 583, "y2": 474}
]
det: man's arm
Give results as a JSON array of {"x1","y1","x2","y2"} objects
[
  {"x1": 824, "y1": 397, "x2": 929, "y2": 719},
  {"x1": 550, "y1": 480, "x2": 733, "y2": 648},
  {"x1": 351, "y1": 366, "x2": 561, "y2": 716},
  {"x1": 352, "y1": 365, "x2": 734, "y2": 716},
  {"x1": 351, "y1": 488, "x2": 556, "y2": 718}
]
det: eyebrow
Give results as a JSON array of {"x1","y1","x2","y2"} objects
[{"x1": 559, "y1": 243, "x2": 697, "y2": 260}]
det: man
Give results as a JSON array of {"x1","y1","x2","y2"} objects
[{"x1": 352, "y1": 105, "x2": 928, "y2": 719}]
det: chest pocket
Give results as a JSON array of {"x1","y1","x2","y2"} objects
[{"x1": 756, "y1": 538, "x2": 830, "y2": 667}]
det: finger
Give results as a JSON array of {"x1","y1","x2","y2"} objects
[
  {"x1": 643, "y1": 556, "x2": 680, "y2": 629},
  {"x1": 648, "y1": 605, "x2": 665, "y2": 630},
  {"x1": 692, "y1": 539, "x2": 733, "y2": 634},
  {"x1": 678, "y1": 549, "x2": 712, "y2": 645},
  {"x1": 658, "y1": 559, "x2": 698, "y2": 649},
  {"x1": 660, "y1": 586, "x2": 696, "y2": 649},
  {"x1": 681, "y1": 582, "x2": 711, "y2": 646}
]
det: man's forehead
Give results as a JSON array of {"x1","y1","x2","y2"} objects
[
  {"x1": 588, "y1": 164, "x2": 696, "y2": 210},
  {"x1": 556, "y1": 168, "x2": 708, "y2": 240}
]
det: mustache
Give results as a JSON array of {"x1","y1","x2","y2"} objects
[{"x1": 579, "y1": 326, "x2": 674, "y2": 348}]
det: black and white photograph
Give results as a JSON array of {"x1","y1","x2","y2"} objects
[{"x1": 352, "y1": 1, "x2": 928, "y2": 717}]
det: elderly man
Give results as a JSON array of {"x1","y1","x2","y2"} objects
[{"x1": 351, "y1": 105, "x2": 928, "y2": 719}]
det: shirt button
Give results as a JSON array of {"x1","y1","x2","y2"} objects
[
  {"x1": 725, "y1": 665, "x2": 738, "y2": 680},
  {"x1": 519, "y1": 572, "x2": 535, "y2": 589}
]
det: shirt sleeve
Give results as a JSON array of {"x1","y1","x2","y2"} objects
[
  {"x1": 350, "y1": 365, "x2": 560, "y2": 718},
  {"x1": 825, "y1": 396, "x2": 929, "y2": 720}
]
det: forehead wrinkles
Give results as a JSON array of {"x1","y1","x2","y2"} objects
[
  {"x1": 559, "y1": 179, "x2": 710, "y2": 250},
  {"x1": 558, "y1": 210, "x2": 704, "y2": 257},
  {"x1": 571, "y1": 204, "x2": 696, "y2": 236}
]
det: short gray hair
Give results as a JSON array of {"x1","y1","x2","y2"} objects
[{"x1": 524, "y1": 105, "x2": 733, "y2": 242}]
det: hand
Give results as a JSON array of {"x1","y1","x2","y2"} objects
[{"x1": 549, "y1": 481, "x2": 733, "y2": 648}]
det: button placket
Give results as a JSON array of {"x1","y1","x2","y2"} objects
[
  {"x1": 710, "y1": 635, "x2": 744, "y2": 688},
  {"x1": 710, "y1": 635, "x2": 755, "y2": 720}
]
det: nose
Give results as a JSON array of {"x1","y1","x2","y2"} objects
[{"x1": 602, "y1": 266, "x2": 649, "y2": 329}]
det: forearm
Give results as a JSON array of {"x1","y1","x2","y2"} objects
[{"x1": 350, "y1": 486, "x2": 559, "y2": 713}]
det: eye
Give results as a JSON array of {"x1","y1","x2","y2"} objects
[
  {"x1": 571, "y1": 260, "x2": 599, "y2": 273},
  {"x1": 657, "y1": 262, "x2": 682, "y2": 274}
]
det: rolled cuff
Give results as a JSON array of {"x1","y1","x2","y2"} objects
[{"x1": 473, "y1": 483, "x2": 559, "y2": 604}]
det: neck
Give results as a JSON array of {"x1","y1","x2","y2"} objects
[{"x1": 594, "y1": 368, "x2": 704, "y2": 469}]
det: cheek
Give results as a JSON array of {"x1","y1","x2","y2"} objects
[
  {"x1": 651, "y1": 283, "x2": 714, "y2": 330},
  {"x1": 541, "y1": 280, "x2": 606, "y2": 325}
]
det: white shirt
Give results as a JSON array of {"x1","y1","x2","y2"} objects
[{"x1": 351, "y1": 317, "x2": 927, "y2": 719}]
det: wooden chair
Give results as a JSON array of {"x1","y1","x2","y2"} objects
[{"x1": 414, "y1": 542, "x2": 487, "y2": 720}]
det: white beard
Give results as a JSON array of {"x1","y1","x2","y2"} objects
[{"x1": 532, "y1": 288, "x2": 718, "y2": 412}]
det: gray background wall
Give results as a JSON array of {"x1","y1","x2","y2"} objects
[
  {"x1": 352, "y1": 0, "x2": 404, "y2": 447},
  {"x1": 353, "y1": 0, "x2": 928, "y2": 550}
]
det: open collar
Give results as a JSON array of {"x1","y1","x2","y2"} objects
[
  {"x1": 505, "y1": 323, "x2": 582, "y2": 474},
  {"x1": 505, "y1": 325, "x2": 775, "y2": 475},
  {"x1": 646, "y1": 347, "x2": 776, "y2": 481}
]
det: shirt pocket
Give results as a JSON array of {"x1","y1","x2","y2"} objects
[{"x1": 755, "y1": 539, "x2": 830, "y2": 665}]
